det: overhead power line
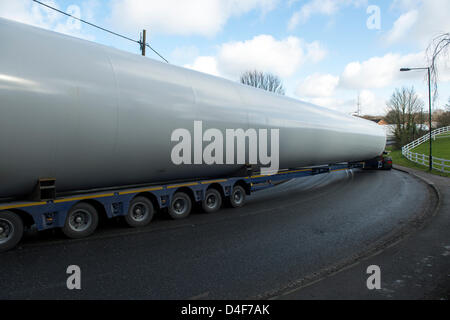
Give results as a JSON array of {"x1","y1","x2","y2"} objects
[
  {"x1": 145, "y1": 43, "x2": 169, "y2": 63},
  {"x1": 31, "y1": 0, "x2": 169, "y2": 63}
]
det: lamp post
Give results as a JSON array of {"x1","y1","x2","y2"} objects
[{"x1": 400, "y1": 67, "x2": 433, "y2": 171}]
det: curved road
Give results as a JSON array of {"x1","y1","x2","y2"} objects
[{"x1": 0, "y1": 169, "x2": 434, "y2": 299}]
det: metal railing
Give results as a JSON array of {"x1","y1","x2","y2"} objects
[{"x1": 402, "y1": 126, "x2": 450, "y2": 173}]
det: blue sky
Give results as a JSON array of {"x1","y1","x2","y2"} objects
[{"x1": 1, "y1": 0, "x2": 449, "y2": 115}]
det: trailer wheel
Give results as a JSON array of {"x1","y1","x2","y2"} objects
[
  {"x1": 0, "y1": 211, "x2": 24, "y2": 252},
  {"x1": 125, "y1": 196, "x2": 154, "y2": 227},
  {"x1": 168, "y1": 192, "x2": 192, "y2": 220},
  {"x1": 62, "y1": 202, "x2": 99, "y2": 239},
  {"x1": 229, "y1": 185, "x2": 246, "y2": 208},
  {"x1": 202, "y1": 188, "x2": 222, "y2": 213}
]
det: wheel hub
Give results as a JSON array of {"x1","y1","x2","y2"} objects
[
  {"x1": 131, "y1": 203, "x2": 147, "y2": 221},
  {"x1": 0, "y1": 219, "x2": 14, "y2": 244},
  {"x1": 69, "y1": 210, "x2": 91, "y2": 232},
  {"x1": 234, "y1": 191, "x2": 242, "y2": 202},
  {"x1": 174, "y1": 200, "x2": 185, "y2": 213},
  {"x1": 207, "y1": 195, "x2": 216, "y2": 207}
]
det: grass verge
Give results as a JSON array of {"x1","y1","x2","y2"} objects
[
  {"x1": 411, "y1": 134, "x2": 450, "y2": 159},
  {"x1": 386, "y1": 146, "x2": 450, "y2": 178}
]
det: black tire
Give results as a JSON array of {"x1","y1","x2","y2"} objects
[
  {"x1": 125, "y1": 196, "x2": 154, "y2": 227},
  {"x1": 168, "y1": 192, "x2": 192, "y2": 220},
  {"x1": 229, "y1": 185, "x2": 246, "y2": 208},
  {"x1": 202, "y1": 188, "x2": 222, "y2": 213},
  {"x1": 0, "y1": 211, "x2": 24, "y2": 252},
  {"x1": 62, "y1": 202, "x2": 99, "y2": 239}
]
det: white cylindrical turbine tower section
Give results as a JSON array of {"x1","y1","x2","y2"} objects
[{"x1": 0, "y1": 18, "x2": 386, "y2": 199}]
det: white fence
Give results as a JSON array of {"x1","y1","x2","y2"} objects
[{"x1": 401, "y1": 126, "x2": 450, "y2": 173}]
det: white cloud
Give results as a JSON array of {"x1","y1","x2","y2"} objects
[
  {"x1": 183, "y1": 35, "x2": 326, "y2": 80},
  {"x1": 288, "y1": 0, "x2": 366, "y2": 30},
  {"x1": 439, "y1": 59, "x2": 450, "y2": 83},
  {"x1": 385, "y1": 0, "x2": 450, "y2": 47},
  {"x1": 294, "y1": 49, "x2": 450, "y2": 115},
  {"x1": 390, "y1": 0, "x2": 421, "y2": 11},
  {"x1": 171, "y1": 46, "x2": 200, "y2": 65},
  {"x1": 385, "y1": 10, "x2": 418, "y2": 44},
  {"x1": 296, "y1": 49, "x2": 450, "y2": 115},
  {"x1": 294, "y1": 73, "x2": 387, "y2": 115},
  {"x1": 296, "y1": 73, "x2": 339, "y2": 97},
  {"x1": 288, "y1": 0, "x2": 338, "y2": 30},
  {"x1": 184, "y1": 56, "x2": 220, "y2": 77},
  {"x1": 216, "y1": 35, "x2": 326, "y2": 78},
  {"x1": 305, "y1": 41, "x2": 327, "y2": 63},
  {"x1": 0, "y1": 0, "x2": 96, "y2": 40},
  {"x1": 0, "y1": 0, "x2": 59, "y2": 28},
  {"x1": 109, "y1": 0, "x2": 279, "y2": 36},
  {"x1": 304, "y1": 96, "x2": 358, "y2": 114},
  {"x1": 358, "y1": 90, "x2": 387, "y2": 116},
  {"x1": 339, "y1": 52, "x2": 426, "y2": 90},
  {"x1": 300, "y1": 90, "x2": 386, "y2": 116}
]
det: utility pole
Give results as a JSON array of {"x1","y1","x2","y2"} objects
[
  {"x1": 400, "y1": 67, "x2": 433, "y2": 171},
  {"x1": 140, "y1": 29, "x2": 146, "y2": 56},
  {"x1": 428, "y1": 67, "x2": 432, "y2": 171},
  {"x1": 354, "y1": 92, "x2": 361, "y2": 116},
  {"x1": 356, "y1": 92, "x2": 361, "y2": 116}
]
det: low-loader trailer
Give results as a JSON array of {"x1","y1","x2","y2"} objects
[{"x1": 0, "y1": 160, "x2": 394, "y2": 252}]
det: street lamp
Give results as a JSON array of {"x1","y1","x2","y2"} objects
[{"x1": 400, "y1": 67, "x2": 433, "y2": 171}]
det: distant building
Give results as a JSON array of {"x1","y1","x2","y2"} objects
[{"x1": 376, "y1": 120, "x2": 395, "y2": 145}]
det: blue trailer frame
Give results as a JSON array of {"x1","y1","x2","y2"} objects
[
  {"x1": 0, "y1": 162, "x2": 365, "y2": 250},
  {"x1": 0, "y1": 162, "x2": 364, "y2": 232}
]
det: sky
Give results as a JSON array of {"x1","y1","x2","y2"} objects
[{"x1": 1, "y1": 0, "x2": 450, "y2": 116}]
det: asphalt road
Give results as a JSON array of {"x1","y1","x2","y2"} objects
[{"x1": 0, "y1": 169, "x2": 434, "y2": 299}]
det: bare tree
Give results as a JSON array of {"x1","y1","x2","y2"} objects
[
  {"x1": 240, "y1": 70, "x2": 285, "y2": 95},
  {"x1": 427, "y1": 32, "x2": 450, "y2": 101},
  {"x1": 386, "y1": 87, "x2": 425, "y2": 148}
]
